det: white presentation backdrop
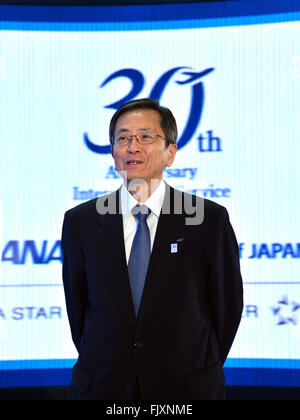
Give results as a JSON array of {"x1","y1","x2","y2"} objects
[{"x1": 0, "y1": 14, "x2": 300, "y2": 375}]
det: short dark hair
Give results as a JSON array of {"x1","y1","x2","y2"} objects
[{"x1": 109, "y1": 98, "x2": 178, "y2": 147}]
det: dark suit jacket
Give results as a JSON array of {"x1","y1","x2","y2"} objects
[{"x1": 62, "y1": 184, "x2": 243, "y2": 400}]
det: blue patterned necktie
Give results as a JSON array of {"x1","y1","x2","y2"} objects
[{"x1": 128, "y1": 205, "x2": 151, "y2": 316}]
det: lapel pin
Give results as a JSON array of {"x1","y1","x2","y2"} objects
[{"x1": 171, "y1": 243, "x2": 178, "y2": 253}]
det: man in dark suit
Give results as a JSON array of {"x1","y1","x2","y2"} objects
[{"x1": 62, "y1": 98, "x2": 243, "y2": 400}]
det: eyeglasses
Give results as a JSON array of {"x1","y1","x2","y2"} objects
[{"x1": 112, "y1": 129, "x2": 165, "y2": 147}]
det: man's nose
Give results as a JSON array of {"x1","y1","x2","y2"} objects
[{"x1": 127, "y1": 136, "x2": 140, "y2": 152}]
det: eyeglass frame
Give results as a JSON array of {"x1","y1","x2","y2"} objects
[{"x1": 112, "y1": 129, "x2": 166, "y2": 147}]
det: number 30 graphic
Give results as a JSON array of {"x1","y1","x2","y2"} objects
[{"x1": 84, "y1": 66, "x2": 214, "y2": 153}]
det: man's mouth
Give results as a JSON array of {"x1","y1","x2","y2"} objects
[{"x1": 126, "y1": 160, "x2": 144, "y2": 166}]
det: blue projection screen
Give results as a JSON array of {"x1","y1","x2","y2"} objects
[{"x1": 0, "y1": 1, "x2": 300, "y2": 388}]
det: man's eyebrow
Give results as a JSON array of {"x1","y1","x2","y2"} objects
[
  {"x1": 115, "y1": 127, "x2": 151, "y2": 134},
  {"x1": 115, "y1": 128, "x2": 130, "y2": 134}
]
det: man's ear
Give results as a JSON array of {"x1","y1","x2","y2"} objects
[
  {"x1": 111, "y1": 147, "x2": 119, "y2": 171},
  {"x1": 166, "y1": 143, "x2": 178, "y2": 167}
]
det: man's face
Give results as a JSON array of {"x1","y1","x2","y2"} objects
[{"x1": 111, "y1": 109, "x2": 177, "y2": 189}]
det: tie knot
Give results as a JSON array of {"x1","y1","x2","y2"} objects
[{"x1": 132, "y1": 205, "x2": 150, "y2": 222}]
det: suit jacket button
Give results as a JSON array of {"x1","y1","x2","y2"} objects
[
  {"x1": 134, "y1": 342, "x2": 142, "y2": 349},
  {"x1": 125, "y1": 384, "x2": 132, "y2": 393}
]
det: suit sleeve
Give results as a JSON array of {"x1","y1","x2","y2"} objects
[
  {"x1": 204, "y1": 207, "x2": 243, "y2": 365},
  {"x1": 61, "y1": 211, "x2": 88, "y2": 353}
]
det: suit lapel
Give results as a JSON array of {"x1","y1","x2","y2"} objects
[
  {"x1": 93, "y1": 190, "x2": 136, "y2": 332},
  {"x1": 136, "y1": 186, "x2": 186, "y2": 335}
]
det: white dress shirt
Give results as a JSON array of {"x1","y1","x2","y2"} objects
[{"x1": 120, "y1": 180, "x2": 166, "y2": 264}]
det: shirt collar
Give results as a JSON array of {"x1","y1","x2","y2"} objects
[{"x1": 121, "y1": 179, "x2": 166, "y2": 219}]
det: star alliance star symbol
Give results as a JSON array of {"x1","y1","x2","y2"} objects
[{"x1": 271, "y1": 296, "x2": 300, "y2": 326}]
